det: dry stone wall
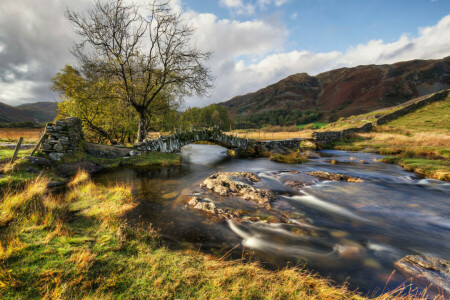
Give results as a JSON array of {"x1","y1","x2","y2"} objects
[
  {"x1": 313, "y1": 89, "x2": 449, "y2": 146},
  {"x1": 40, "y1": 118, "x2": 84, "y2": 161}
]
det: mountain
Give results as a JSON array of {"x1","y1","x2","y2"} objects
[
  {"x1": 222, "y1": 56, "x2": 450, "y2": 123},
  {"x1": 0, "y1": 101, "x2": 57, "y2": 124},
  {"x1": 0, "y1": 102, "x2": 36, "y2": 123},
  {"x1": 16, "y1": 102, "x2": 58, "y2": 123}
]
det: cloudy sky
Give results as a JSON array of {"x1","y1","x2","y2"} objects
[{"x1": 1, "y1": 0, "x2": 450, "y2": 107}]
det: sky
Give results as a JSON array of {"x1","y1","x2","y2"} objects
[{"x1": 0, "y1": 0, "x2": 450, "y2": 108}]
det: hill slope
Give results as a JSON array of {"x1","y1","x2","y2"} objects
[
  {"x1": 16, "y1": 102, "x2": 58, "y2": 123},
  {"x1": 0, "y1": 103, "x2": 36, "y2": 123},
  {"x1": 222, "y1": 56, "x2": 450, "y2": 123},
  {"x1": 0, "y1": 102, "x2": 57, "y2": 124}
]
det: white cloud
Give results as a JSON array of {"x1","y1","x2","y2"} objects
[
  {"x1": 188, "y1": 14, "x2": 450, "y2": 107},
  {"x1": 219, "y1": 0, "x2": 255, "y2": 15},
  {"x1": 220, "y1": 0, "x2": 243, "y2": 8}
]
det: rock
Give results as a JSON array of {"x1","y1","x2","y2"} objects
[
  {"x1": 83, "y1": 142, "x2": 133, "y2": 159},
  {"x1": 395, "y1": 255, "x2": 450, "y2": 298},
  {"x1": 54, "y1": 142, "x2": 65, "y2": 152},
  {"x1": 24, "y1": 156, "x2": 51, "y2": 167},
  {"x1": 201, "y1": 172, "x2": 275, "y2": 207},
  {"x1": 56, "y1": 160, "x2": 103, "y2": 177},
  {"x1": 129, "y1": 150, "x2": 141, "y2": 156},
  {"x1": 47, "y1": 181, "x2": 65, "y2": 188},
  {"x1": 26, "y1": 167, "x2": 40, "y2": 174},
  {"x1": 285, "y1": 180, "x2": 306, "y2": 190},
  {"x1": 49, "y1": 153, "x2": 65, "y2": 161},
  {"x1": 307, "y1": 171, "x2": 363, "y2": 182},
  {"x1": 187, "y1": 196, "x2": 241, "y2": 220},
  {"x1": 302, "y1": 151, "x2": 320, "y2": 159}
]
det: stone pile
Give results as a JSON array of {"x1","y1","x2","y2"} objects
[{"x1": 40, "y1": 118, "x2": 84, "y2": 161}]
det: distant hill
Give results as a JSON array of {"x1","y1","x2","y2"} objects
[
  {"x1": 0, "y1": 101, "x2": 57, "y2": 124},
  {"x1": 16, "y1": 102, "x2": 58, "y2": 123},
  {"x1": 0, "y1": 102, "x2": 36, "y2": 123},
  {"x1": 222, "y1": 56, "x2": 450, "y2": 125}
]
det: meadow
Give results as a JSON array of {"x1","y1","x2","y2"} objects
[{"x1": 0, "y1": 128, "x2": 42, "y2": 143}]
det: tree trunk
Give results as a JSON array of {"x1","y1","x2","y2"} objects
[{"x1": 137, "y1": 111, "x2": 148, "y2": 142}]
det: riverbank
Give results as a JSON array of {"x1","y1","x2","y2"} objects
[
  {"x1": 0, "y1": 151, "x2": 181, "y2": 192},
  {"x1": 329, "y1": 99, "x2": 450, "y2": 181},
  {"x1": 0, "y1": 170, "x2": 425, "y2": 299}
]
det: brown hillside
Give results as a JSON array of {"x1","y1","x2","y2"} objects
[{"x1": 222, "y1": 56, "x2": 450, "y2": 119}]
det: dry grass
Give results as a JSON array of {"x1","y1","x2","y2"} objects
[
  {"x1": 0, "y1": 128, "x2": 42, "y2": 143},
  {"x1": 227, "y1": 130, "x2": 314, "y2": 141},
  {"x1": 360, "y1": 130, "x2": 450, "y2": 149}
]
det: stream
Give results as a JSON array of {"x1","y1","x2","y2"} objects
[{"x1": 94, "y1": 144, "x2": 450, "y2": 297}]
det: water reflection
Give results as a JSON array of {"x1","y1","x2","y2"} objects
[{"x1": 94, "y1": 145, "x2": 450, "y2": 296}]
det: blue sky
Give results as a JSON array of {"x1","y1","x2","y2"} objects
[
  {"x1": 184, "y1": 0, "x2": 450, "y2": 53},
  {"x1": 1, "y1": 0, "x2": 450, "y2": 106}
]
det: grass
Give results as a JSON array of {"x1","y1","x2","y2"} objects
[
  {"x1": 227, "y1": 130, "x2": 314, "y2": 141},
  {"x1": 0, "y1": 171, "x2": 428, "y2": 299},
  {"x1": 332, "y1": 99, "x2": 450, "y2": 181},
  {"x1": 0, "y1": 128, "x2": 42, "y2": 143},
  {"x1": 297, "y1": 122, "x2": 328, "y2": 130},
  {"x1": 0, "y1": 148, "x2": 33, "y2": 164},
  {"x1": 87, "y1": 151, "x2": 181, "y2": 168}
]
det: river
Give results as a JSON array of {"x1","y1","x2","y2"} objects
[{"x1": 94, "y1": 144, "x2": 450, "y2": 297}]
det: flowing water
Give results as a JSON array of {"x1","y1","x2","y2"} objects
[{"x1": 94, "y1": 144, "x2": 450, "y2": 297}]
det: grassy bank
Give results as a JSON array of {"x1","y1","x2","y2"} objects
[
  {"x1": 332, "y1": 100, "x2": 450, "y2": 181},
  {"x1": 0, "y1": 172, "x2": 424, "y2": 299}
]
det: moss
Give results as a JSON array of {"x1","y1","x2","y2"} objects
[
  {"x1": 270, "y1": 150, "x2": 308, "y2": 164},
  {"x1": 87, "y1": 152, "x2": 181, "y2": 168}
]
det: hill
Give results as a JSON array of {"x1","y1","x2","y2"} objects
[
  {"x1": 0, "y1": 102, "x2": 35, "y2": 123},
  {"x1": 222, "y1": 56, "x2": 450, "y2": 127},
  {"x1": 16, "y1": 102, "x2": 58, "y2": 123},
  {"x1": 0, "y1": 101, "x2": 57, "y2": 125}
]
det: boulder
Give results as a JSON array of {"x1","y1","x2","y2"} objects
[
  {"x1": 187, "y1": 196, "x2": 241, "y2": 220},
  {"x1": 201, "y1": 172, "x2": 275, "y2": 207},
  {"x1": 307, "y1": 171, "x2": 363, "y2": 182},
  {"x1": 395, "y1": 255, "x2": 450, "y2": 298},
  {"x1": 24, "y1": 156, "x2": 51, "y2": 167},
  {"x1": 56, "y1": 160, "x2": 103, "y2": 177}
]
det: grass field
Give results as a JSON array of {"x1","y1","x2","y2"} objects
[
  {"x1": 297, "y1": 122, "x2": 328, "y2": 130},
  {"x1": 334, "y1": 99, "x2": 450, "y2": 181},
  {"x1": 227, "y1": 130, "x2": 314, "y2": 140},
  {"x1": 0, "y1": 128, "x2": 42, "y2": 143},
  {"x1": 0, "y1": 171, "x2": 427, "y2": 299}
]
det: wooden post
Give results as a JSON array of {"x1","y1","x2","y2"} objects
[
  {"x1": 10, "y1": 137, "x2": 24, "y2": 164},
  {"x1": 30, "y1": 132, "x2": 47, "y2": 157}
]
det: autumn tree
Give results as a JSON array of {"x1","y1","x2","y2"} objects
[{"x1": 65, "y1": 0, "x2": 213, "y2": 142}]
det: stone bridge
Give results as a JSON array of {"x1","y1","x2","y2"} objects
[{"x1": 134, "y1": 127, "x2": 312, "y2": 156}]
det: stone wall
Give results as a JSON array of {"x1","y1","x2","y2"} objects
[
  {"x1": 375, "y1": 89, "x2": 449, "y2": 125},
  {"x1": 313, "y1": 89, "x2": 449, "y2": 146},
  {"x1": 312, "y1": 122, "x2": 372, "y2": 146},
  {"x1": 40, "y1": 118, "x2": 84, "y2": 161}
]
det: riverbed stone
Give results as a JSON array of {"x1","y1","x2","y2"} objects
[
  {"x1": 395, "y1": 255, "x2": 450, "y2": 298},
  {"x1": 307, "y1": 171, "x2": 363, "y2": 182},
  {"x1": 201, "y1": 172, "x2": 275, "y2": 207}
]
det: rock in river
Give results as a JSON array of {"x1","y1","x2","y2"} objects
[
  {"x1": 201, "y1": 172, "x2": 276, "y2": 207},
  {"x1": 307, "y1": 171, "x2": 363, "y2": 182},
  {"x1": 395, "y1": 255, "x2": 450, "y2": 298}
]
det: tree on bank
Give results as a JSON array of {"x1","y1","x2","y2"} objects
[{"x1": 65, "y1": 0, "x2": 213, "y2": 142}]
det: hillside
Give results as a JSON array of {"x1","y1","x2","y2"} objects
[
  {"x1": 0, "y1": 102, "x2": 35, "y2": 123},
  {"x1": 16, "y1": 102, "x2": 58, "y2": 123},
  {"x1": 0, "y1": 101, "x2": 57, "y2": 124},
  {"x1": 222, "y1": 56, "x2": 450, "y2": 125}
]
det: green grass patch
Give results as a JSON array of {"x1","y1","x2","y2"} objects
[
  {"x1": 87, "y1": 152, "x2": 181, "y2": 168},
  {"x1": 0, "y1": 148, "x2": 33, "y2": 164},
  {"x1": 297, "y1": 122, "x2": 328, "y2": 130}
]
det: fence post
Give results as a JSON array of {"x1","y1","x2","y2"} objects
[{"x1": 10, "y1": 137, "x2": 24, "y2": 164}]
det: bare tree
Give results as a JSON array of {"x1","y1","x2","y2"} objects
[{"x1": 66, "y1": 0, "x2": 213, "y2": 142}]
